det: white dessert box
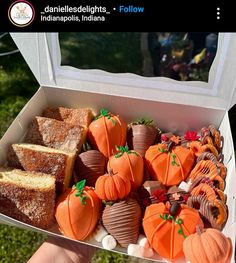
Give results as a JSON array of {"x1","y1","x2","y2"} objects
[{"x1": 0, "y1": 32, "x2": 236, "y2": 262}]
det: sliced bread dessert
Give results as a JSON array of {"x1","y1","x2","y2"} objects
[
  {"x1": 0, "y1": 168, "x2": 55, "y2": 229},
  {"x1": 7, "y1": 143, "x2": 76, "y2": 194},
  {"x1": 42, "y1": 107, "x2": 93, "y2": 128},
  {"x1": 24, "y1": 116, "x2": 87, "y2": 153}
]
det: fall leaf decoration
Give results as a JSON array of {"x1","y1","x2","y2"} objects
[
  {"x1": 167, "y1": 186, "x2": 190, "y2": 205},
  {"x1": 151, "y1": 189, "x2": 168, "y2": 203},
  {"x1": 184, "y1": 130, "x2": 200, "y2": 141},
  {"x1": 160, "y1": 132, "x2": 174, "y2": 143},
  {"x1": 170, "y1": 135, "x2": 181, "y2": 145},
  {"x1": 181, "y1": 130, "x2": 200, "y2": 147}
]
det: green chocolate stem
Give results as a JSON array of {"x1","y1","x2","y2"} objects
[
  {"x1": 82, "y1": 141, "x2": 92, "y2": 152},
  {"x1": 171, "y1": 154, "x2": 180, "y2": 166},
  {"x1": 160, "y1": 214, "x2": 187, "y2": 239},
  {"x1": 175, "y1": 218, "x2": 187, "y2": 239},
  {"x1": 75, "y1": 179, "x2": 88, "y2": 205},
  {"x1": 158, "y1": 147, "x2": 180, "y2": 166},
  {"x1": 131, "y1": 118, "x2": 154, "y2": 126},
  {"x1": 158, "y1": 147, "x2": 169, "y2": 153},
  {"x1": 115, "y1": 145, "x2": 138, "y2": 158},
  {"x1": 102, "y1": 200, "x2": 115, "y2": 206},
  {"x1": 95, "y1": 108, "x2": 116, "y2": 125}
]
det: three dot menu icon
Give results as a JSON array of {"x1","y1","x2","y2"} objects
[{"x1": 217, "y1": 7, "x2": 220, "y2": 20}]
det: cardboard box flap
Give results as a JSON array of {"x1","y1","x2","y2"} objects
[
  {"x1": 10, "y1": 33, "x2": 56, "y2": 87},
  {"x1": 10, "y1": 33, "x2": 236, "y2": 110}
]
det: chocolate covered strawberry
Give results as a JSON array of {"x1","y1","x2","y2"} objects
[
  {"x1": 102, "y1": 198, "x2": 142, "y2": 247},
  {"x1": 127, "y1": 118, "x2": 160, "y2": 157},
  {"x1": 74, "y1": 150, "x2": 107, "y2": 187}
]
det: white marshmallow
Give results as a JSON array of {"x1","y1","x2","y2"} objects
[
  {"x1": 178, "y1": 181, "x2": 191, "y2": 192},
  {"x1": 142, "y1": 247, "x2": 154, "y2": 258},
  {"x1": 93, "y1": 224, "x2": 108, "y2": 242},
  {"x1": 127, "y1": 244, "x2": 143, "y2": 257},
  {"x1": 127, "y1": 244, "x2": 154, "y2": 258},
  {"x1": 102, "y1": 235, "x2": 117, "y2": 250},
  {"x1": 137, "y1": 234, "x2": 150, "y2": 249}
]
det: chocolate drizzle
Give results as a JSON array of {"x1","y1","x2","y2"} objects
[
  {"x1": 167, "y1": 186, "x2": 189, "y2": 204},
  {"x1": 74, "y1": 150, "x2": 106, "y2": 187},
  {"x1": 127, "y1": 124, "x2": 158, "y2": 157},
  {"x1": 102, "y1": 198, "x2": 142, "y2": 247},
  {"x1": 187, "y1": 195, "x2": 227, "y2": 230}
]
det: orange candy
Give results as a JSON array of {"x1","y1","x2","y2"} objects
[
  {"x1": 87, "y1": 109, "x2": 127, "y2": 158},
  {"x1": 95, "y1": 169, "x2": 131, "y2": 201},
  {"x1": 145, "y1": 143, "x2": 195, "y2": 186},
  {"x1": 143, "y1": 202, "x2": 204, "y2": 261},
  {"x1": 55, "y1": 182, "x2": 102, "y2": 240},
  {"x1": 107, "y1": 146, "x2": 144, "y2": 191},
  {"x1": 183, "y1": 227, "x2": 232, "y2": 263}
]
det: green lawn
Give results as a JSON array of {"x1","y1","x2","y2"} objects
[{"x1": 0, "y1": 225, "x2": 46, "y2": 263}]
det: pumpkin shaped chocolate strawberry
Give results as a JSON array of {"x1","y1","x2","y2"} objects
[
  {"x1": 107, "y1": 146, "x2": 144, "y2": 191},
  {"x1": 95, "y1": 169, "x2": 131, "y2": 201},
  {"x1": 87, "y1": 109, "x2": 127, "y2": 158},
  {"x1": 143, "y1": 202, "x2": 204, "y2": 261},
  {"x1": 55, "y1": 180, "x2": 102, "y2": 240},
  {"x1": 183, "y1": 226, "x2": 232, "y2": 263},
  {"x1": 145, "y1": 142, "x2": 195, "y2": 186},
  {"x1": 127, "y1": 118, "x2": 160, "y2": 157}
]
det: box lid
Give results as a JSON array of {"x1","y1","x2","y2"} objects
[{"x1": 10, "y1": 32, "x2": 236, "y2": 110}]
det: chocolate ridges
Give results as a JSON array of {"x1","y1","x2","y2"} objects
[{"x1": 102, "y1": 198, "x2": 142, "y2": 247}]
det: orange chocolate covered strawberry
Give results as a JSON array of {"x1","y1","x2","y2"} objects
[
  {"x1": 55, "y1": 180, "x2": 102, "y2": 240},
  {"x1": 107, "y1": 146, "x2": 144, "y2": 191},
  {"x1": 145, "y1": 142, "x2": 195, "y2": 186},
  {"x1": 87, "y1": 109, "x2": 127, "y2": 158}
]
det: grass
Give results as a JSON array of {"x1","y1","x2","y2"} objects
[
  {"x1": 0, "y1": 225, "x2": 131, "y2": 263},
  {"x1": 0, "y1": 225, "x2": 46, "y2": 263},
  {"x1": 0, "y1": 96, "x2": 29, "y2": 137},
  {"x1": 0, "y1": 224, "x2": 130, "y2": 263},
  {"x1": 59, "y1": 32, "x2": 143, "y2": 75}
]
